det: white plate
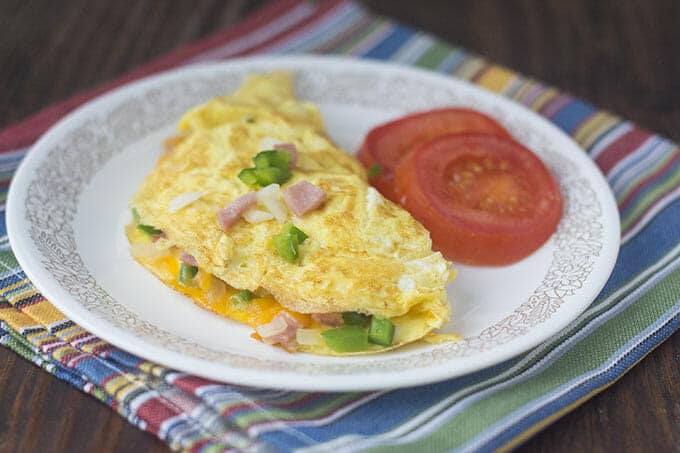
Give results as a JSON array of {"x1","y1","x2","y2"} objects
[{"x1": 7, "y1": 56, "x2": 620, "y2": 391}]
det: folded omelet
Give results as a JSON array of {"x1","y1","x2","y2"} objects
[{"x1": 127, "y1": 72, "x2": 455, "y2": 355}]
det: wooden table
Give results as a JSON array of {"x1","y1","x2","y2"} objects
[{"x1": 1, "y1": 1, "x2": 678, "y2": 451}]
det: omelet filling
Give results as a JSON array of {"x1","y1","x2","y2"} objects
[
  {"x1": 127, "y1": 223, "x2": 307, "y2": 327},
  {"x1": 127, "y1": 222, "x2": 451, "y2": 353},
  {"x1": 128, "y1": 223, "x2": 414, "y2": 352}
]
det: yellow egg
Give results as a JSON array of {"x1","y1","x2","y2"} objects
[{"x1": 127, "y1": 72, "x2": 455, "y2": 355}]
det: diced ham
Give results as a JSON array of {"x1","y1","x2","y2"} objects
[
  {"x1": 283, "y1": 181, "x2": 327, "y2": 217},
  {"x1": 311, "y1": 312, "x2": 344, "y2": 327},
  {"x1": 217, "y1": 192, "x2": 256, "y2": 231},
  {"x1": 256, "y1": 311, "x2": 303, "y2": 345},
  {"x1": 151, "y1": 232, "x2": 167, "y2": 242},
  {"x1": 180, "y1": 252, "x2": 197, "y2": 266},
  {"x1": 162, "y1": 133, "x2": 188, "y2": 154},
  {"x1": 274, "y1": 143, "x2": 298, "y2": 168}
]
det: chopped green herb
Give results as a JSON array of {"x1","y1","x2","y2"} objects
[
  {"x1": 253, "y1": 150, "x2": 292, "y2": 170},
  {"x1": 231, "y1": 289, "x2": 254, "y2": 306},
  {"x1": 245, "y1": 117, "x2": 256, "y2": 123},
  {"x1": 254, "y1": 166, "x2": 290, "y2": 186},
  {"x1": 137, "y1": 224, "x2": 163, "y2": 236},
  {"x1": 238, "y1": 150, "x2": 293, "y2": 187},
  {"x1": 132, "y1": 207, "x2": 160, "y2": 237},
  {"x1": 368, "y1": 316, "x2": 395, "y2": 346},
  {"x1": 238, "y1": 168, "x2": 259, "y2": 187},
  {"x1": 287, "y1": 224, "x2": 308, "y2": 243},
  {"x1": 272, "y1": 223, "x2": 308, "y2": 263},
  {"x1": 131, "y1": 207, "x2": 141, "y2": 224},
  {"x1": 321, "y1": 326, "x2": 369, "y2": 352},
  {"x1": 273, "y1": 230, "x2": 299, "y2": 263},
  {"x1": 178, "y1": 263, "x2": 198, "y2": 286},
  {"x1": 367, "y1": 164, "x2": 382, "y2": 179},
  {"x1": 342, "y1": 312, "x2": 371, "y2": 327}
]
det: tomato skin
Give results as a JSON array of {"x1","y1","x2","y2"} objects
[
  {"x1": 358, "y1": 108, "x2": 510, "y2": 202},
  {"x1": 395, "y1": 134, "x2": 563, "y2": 266}
]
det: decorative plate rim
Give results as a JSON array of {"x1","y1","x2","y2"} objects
[{"x1": 6, "y1": 55, "x2": 620, "y2": 391}]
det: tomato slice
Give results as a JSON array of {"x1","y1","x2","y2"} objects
[
  {"x1": 358, "y1": 108, "x2": 511, "y2": 202},
  {"x1": 395, "y1": 133, "x2": 563, "y2": 265}
]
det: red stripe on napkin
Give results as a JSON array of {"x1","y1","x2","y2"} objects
[
  {"x1": 595, "y1": 128, "x2": 652, "y2": 174},
  {"x1": 619, "y1": 148, "x2": 680, "y2": 210},
  {"x1": 237, "y1": 0, "x2": 349, "y2": 56}
]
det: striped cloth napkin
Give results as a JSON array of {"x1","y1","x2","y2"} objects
[{"x1": 2, "y1": 0, "x2": 679, "y2": 451}]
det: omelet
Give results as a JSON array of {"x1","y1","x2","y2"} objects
[{"x1": 127, "y1": 72, "x2": 455, "y2": 355}]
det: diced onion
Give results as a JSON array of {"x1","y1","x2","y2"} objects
[
  {"x1": 129, "y1": 243, "x2": 170, "y2": 260},
  {"x1": 206, "y1": 277, "x2": 227, "y2": 304},
  {"x1": 242, "y1": 208, "x2": 275, "y2": 224},
  {"x1": 256, "y1": 184, "x2": 288, "y2": 222},
  {"x1": 296, "y1": 328, "x2": 322, "y2": 346},
  {"x1": 168, "y1": 191, "x2": 203, "y2": 213},
  {"x1": 366, "y1": 187, "x2": 383, "y2": 212},
  {"x1": 256, "y1": 315, "x2": 288, "y2": 339},
  {"x1": 398, "y1": 275, "x2": 416, "y2": 294},
  {"x1": 259, "y1": 136, "x2": 280, "y2": 151}
]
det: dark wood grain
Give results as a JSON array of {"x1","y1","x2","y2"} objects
[
  {"x1": 0, "y1": 1, "x2": 678, "y2": 452},
  {"x1": 363, "y1": 0, "x2": 680, "y2": 144}
]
